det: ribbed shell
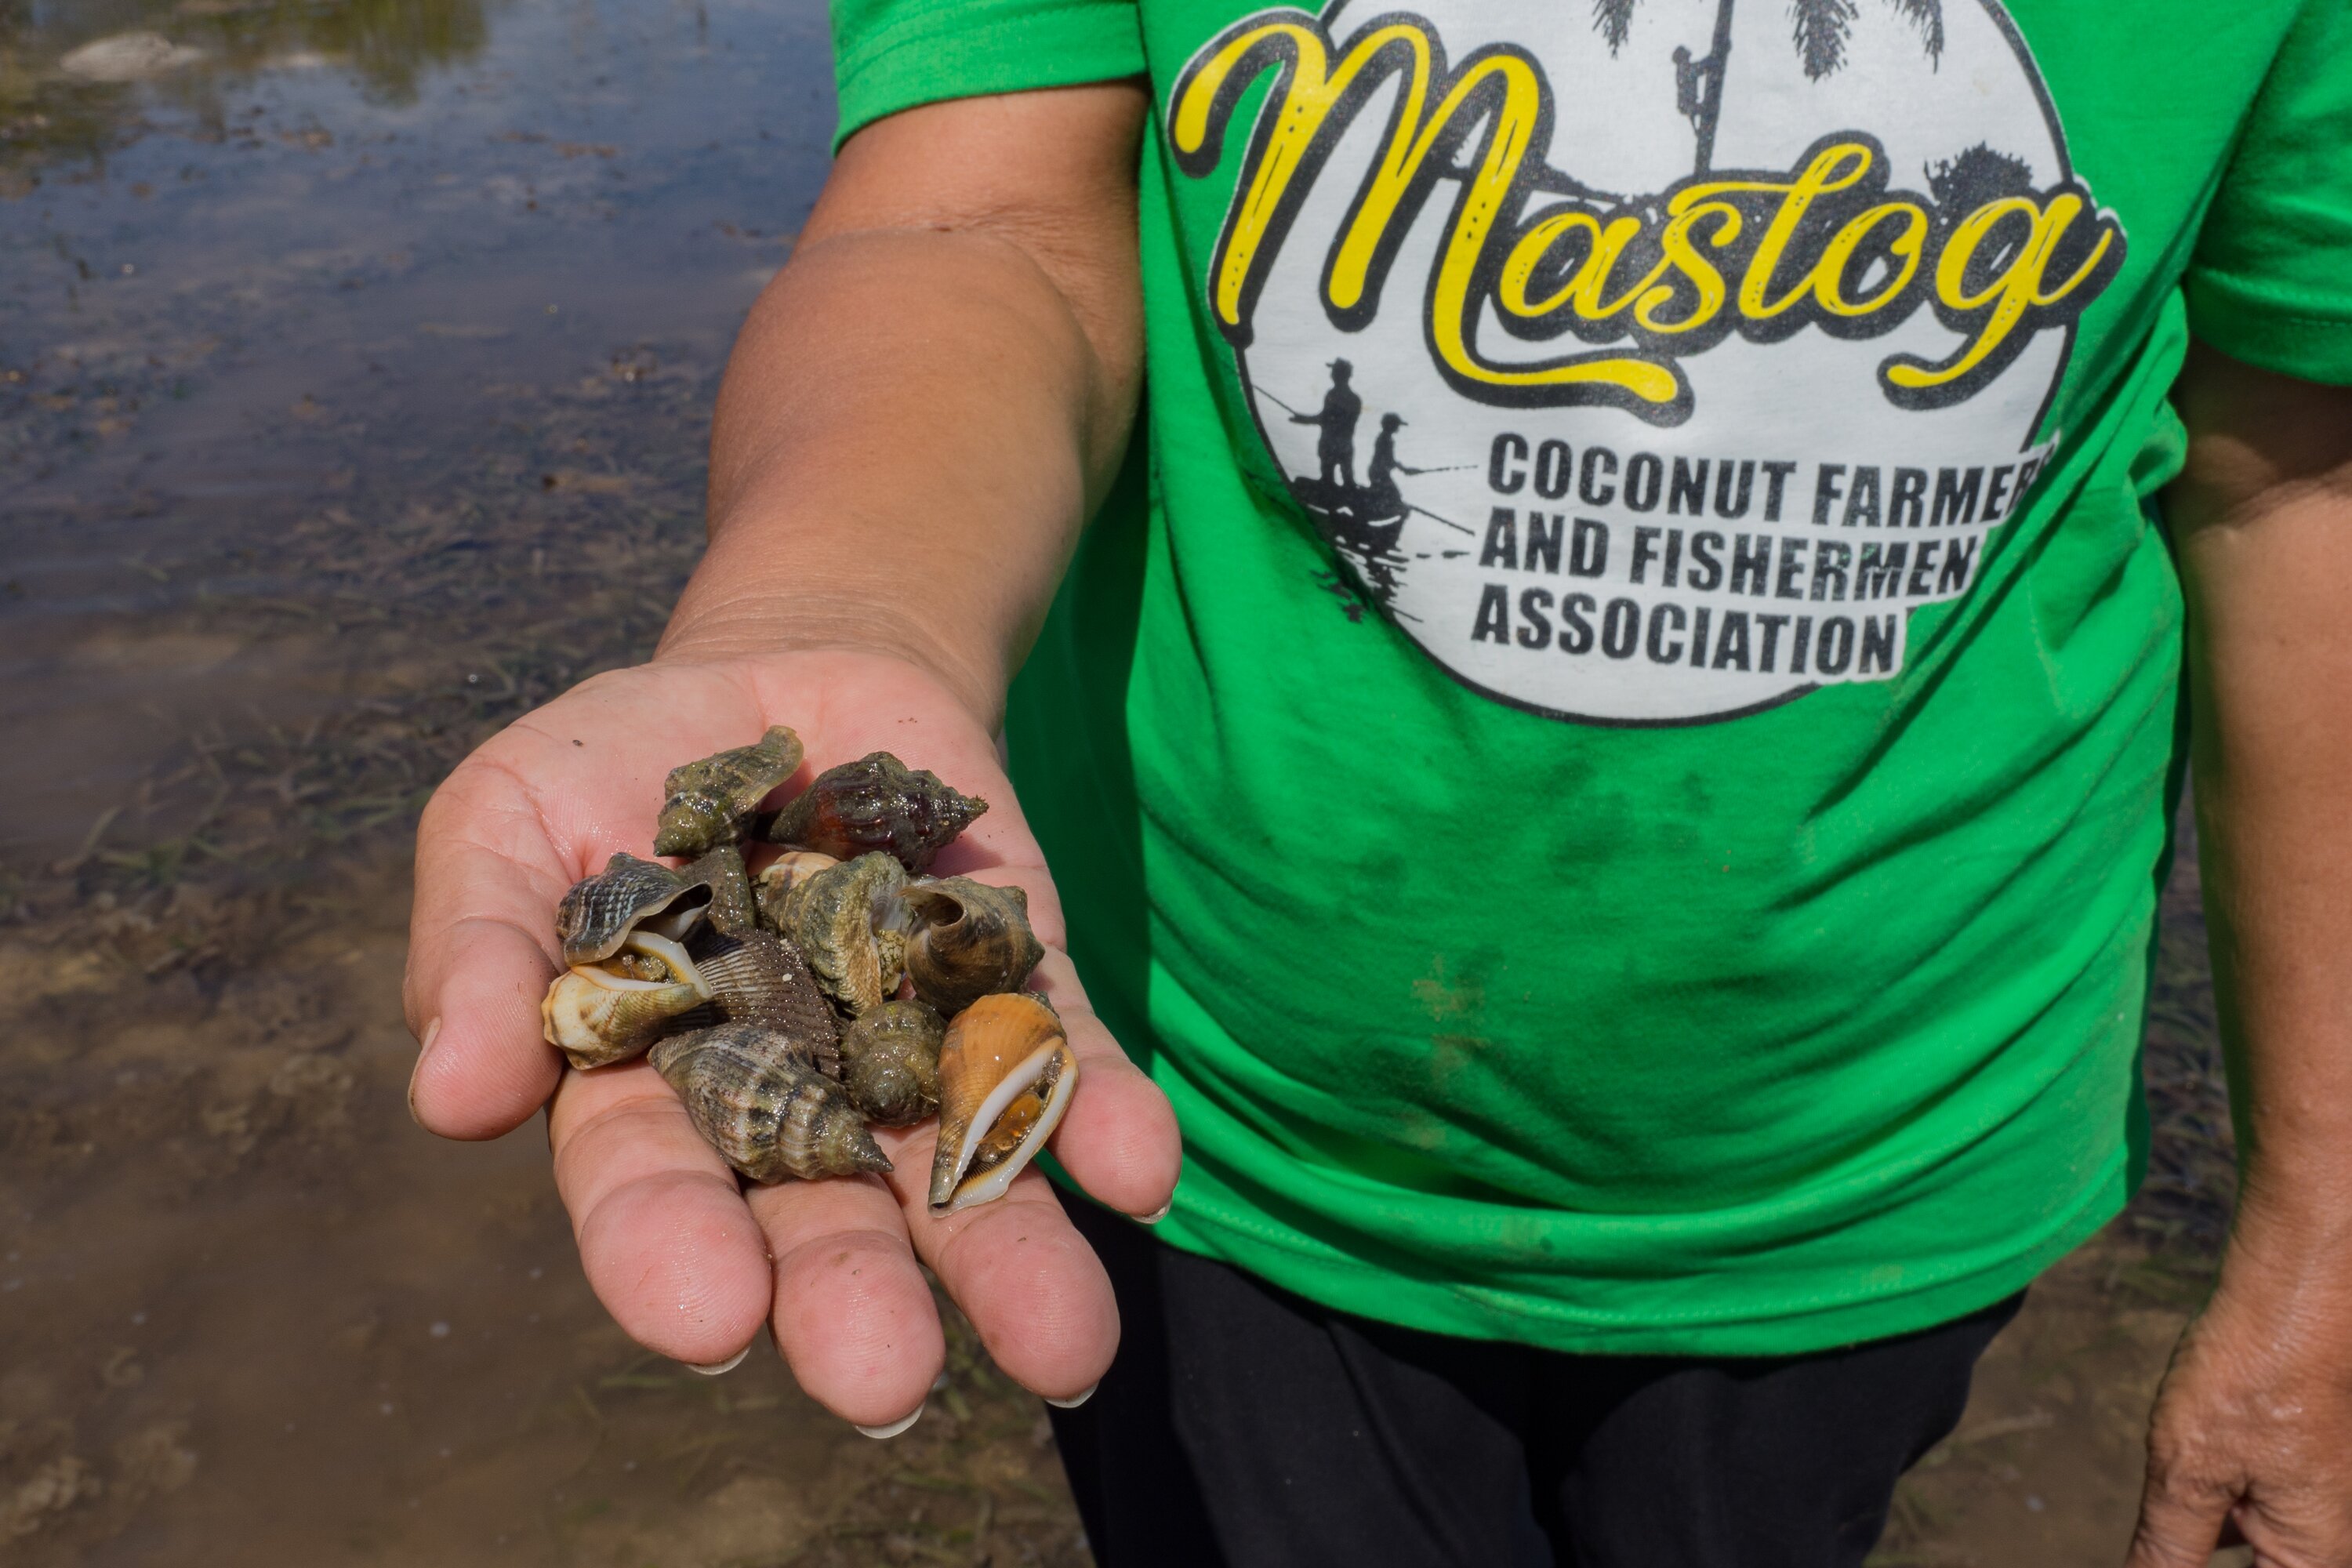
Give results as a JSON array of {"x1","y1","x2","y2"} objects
[
  {"x1": 902, "y1": 878, "x2": 1045, "y2": 1017},
  {"x1": 837, "y1": 999, "x2": 946, "y2": 1127},
  {"x1": 556, "y1": 853, "x2": 710, "y2": 966},
  {"x1": 686, "y1": 927, "x2": 843, "y2": 1079},
  {"x1": 651, "y1": 1024, "x2": 888, "y2": 1182},
  {"x1": 776, "y1": 852, "x2": 907, "y2": 1017},
  {"x1": 652, "y1": 725, "x2": 805, "y2": 858},
  {"x1": 764, "y1": 752, "x2": 986, "y2": 874}
]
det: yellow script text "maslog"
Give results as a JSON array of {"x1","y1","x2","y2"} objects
[{"x1": 1169, "y1": 8, "x2": 2125, "y2": 426}]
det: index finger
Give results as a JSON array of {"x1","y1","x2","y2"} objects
[{"x1": 908, "y1": 1165, "x2": 1119, "y2": 1403}]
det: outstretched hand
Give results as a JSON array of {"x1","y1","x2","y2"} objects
[{"x1": 402, "y1": 648, "x2": 1181, "y2": 1429}]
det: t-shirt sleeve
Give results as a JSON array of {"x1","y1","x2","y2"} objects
[
  {"x1": 829, "y1": 0, "x2": 1146, "y2": 150},
  {"x1": 2181, "y1": 0, "x2": 2352, "y2": 383}
]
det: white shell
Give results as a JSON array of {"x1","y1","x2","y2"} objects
[{"x1": 540, "y1": 950, "x2": 707, "y2": 1069}]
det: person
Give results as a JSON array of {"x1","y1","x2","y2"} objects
[
  {"x1": 1363, "y1": 412, "x2": 1419, "y2": 519},
  {"x1": 1291, "y1": 358, "x2": 1362, "y2": 491},
  {"x1": 402, "y1": 2, "x2": 2352, "y2": 1563}
]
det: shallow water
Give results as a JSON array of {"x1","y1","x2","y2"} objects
[
  {"x1": 3, "y1": 3, "x2": 1094, "y2": 1563},
  {"x1": 0, "y1": 0, "x2": 2245, "y2": 1561},
  {"x1": 3, "y1": 0, "x2": 826, "y2": 862}
]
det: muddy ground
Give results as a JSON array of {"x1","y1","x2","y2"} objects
[
  {"x1": 0, "y1": 0, "x2": 2255, "y2": 1561},
  {"x1": 0, "y1": 718, "x2": 2247, "y2": 1568},
  {"x1": 2, "y1": 848, "x2": 1083, "y2": 1566}
]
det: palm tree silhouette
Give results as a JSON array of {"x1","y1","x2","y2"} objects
[{"x1": 1592, "y1": 0, "x2": 1944, "y2": 175}]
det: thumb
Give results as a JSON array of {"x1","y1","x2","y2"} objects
[
  {"x1": 406, "y1": 913, "x2": 562, "y2": 1139},
  {"x1": 403, "y1": 753, "x2": 575, "y2": 1140}
]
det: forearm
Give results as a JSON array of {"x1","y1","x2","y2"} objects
[
  {"x1": 659, "y1": 88, "x2": 1147, "y2": 726},
  {"x1": 2169, "y1": 343, "x2": 2352, "y2": 1259}
]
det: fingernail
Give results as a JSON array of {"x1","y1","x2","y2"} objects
[
  {"x1": 1044, "y1": 1382, "x2": 1098, "y2": 1410},
  {"x1": 1136, "y1": 1197, "x2": 1173, "y2": 1225},
  {"x1": 406, "y1": 1018, "x2": 443, "y2": 1125},
  {"x1": 854, "y1": 1404, "x2": 924, "y2": 1439},
  {"x1": 685, "y1": 1343, "x2": 752, "y2": 1377}
]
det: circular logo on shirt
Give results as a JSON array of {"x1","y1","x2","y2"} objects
[{"x1": 1171, "y1": 0, "x2": 2125, "y2": 724}]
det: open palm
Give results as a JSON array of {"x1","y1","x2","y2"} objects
[{"x1": 402, "y1": 648, "x2": 1181, "y2": 1427}]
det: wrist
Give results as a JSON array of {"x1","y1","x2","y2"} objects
[
  {"x1": 656, "y1": 581, "x2": 1007, "y2": 731},
  {"x1": 655, "y1": 485, "x2": 1059, "y2": 730},
  {"x1": 2220, "y1": 1178, "x2": 2352, "y2": 1298}
]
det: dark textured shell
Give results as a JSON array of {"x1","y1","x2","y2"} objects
[
  {"x1": 556, "y1": 852, "x2": 711, "y2": 966},
  {"x1": 685, "y1": 927, "x2": 843, "y2": 1080},
  {"x1": 650, "y1": 1023, "x2": 888, "y2": 1182},
  {"x1": 652, "y1": 726, "x2": 805, "y2": 858},
  {"x1": 837, "y1": 1000, "x2": 945, "y2": 1127},
  {"x1": 776, "y1": 852, "x2": 907, "y2": 1017},
  {"x1": 902, "y1": 877, "x2": 1045, "y2": 1017},
  {"x1": 764, "y1": 752, "x2": 985, "y2": 874},
  {"x1": 680, "y1": 844, "x2": 760, "y2": 938}
]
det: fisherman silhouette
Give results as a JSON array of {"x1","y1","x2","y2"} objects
[
  {"x1": 1364, "y1": 412, "x2": 1424, "y2": 520},
  {"x1": 1290, "y1": 358, "x2": 1363, "y2": 489}
]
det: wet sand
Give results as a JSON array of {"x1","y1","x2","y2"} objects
[
  {"x1": 1, "y1": 833, "x2": 2233, "y2": 1566},
  {"x1": 6, "y1": 848, "x2": 1087, "y2": 1566},
  {"x1": 1, "y1": 0, "x2": 2246, "y2": 1561}
]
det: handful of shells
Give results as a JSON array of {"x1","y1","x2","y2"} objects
[{"x1": 539, "y1": 728, "x2": 1072, "y2": 1214}]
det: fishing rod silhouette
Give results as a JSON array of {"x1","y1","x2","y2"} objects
[
  {"x1": 1256, "y1": 384, "x2": 1479, "y2": 535},
  {"x1": 1404, "y1": 503, "x2": 1476, "y2": 535}
]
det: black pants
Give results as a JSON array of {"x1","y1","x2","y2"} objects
[{"x1": 1048, "y1": 1191, "x2": 2022, "y2": 1568}]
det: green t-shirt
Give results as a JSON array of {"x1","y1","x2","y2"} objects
[{"x1": 829, "y1": 0, "x2": 2352, "y2": 1353}]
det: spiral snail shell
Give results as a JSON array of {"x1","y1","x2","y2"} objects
[
  {"x1": 928, "y1": 992, "x2": 1076, "y2": 1213},
  {"x1": 652, "y1": 725, "x2": 804, "y2": 858},
  {"x1": 838, "y1": 999, "x2": 946, "y2": 1127},
  {"x1": 652, "y1": 1022, "x2": 887, "y2": 1182},
  {"x1": 901, "y1": 877, "x2": 1044, "y2": 1018},
  {"x1": 766, "y1": 752, "x2": 985, "y2": 875}
]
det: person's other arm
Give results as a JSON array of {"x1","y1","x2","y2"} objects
[{"x1": 2129, "y1": 342, "x2": 2352, "y2": 1566}]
